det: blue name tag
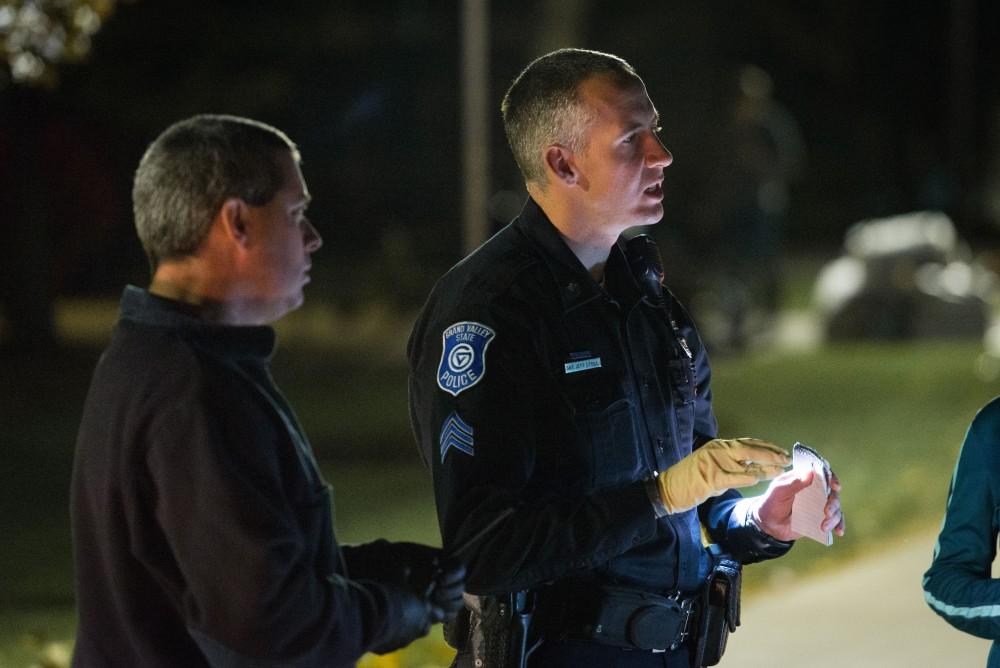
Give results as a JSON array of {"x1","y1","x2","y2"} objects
[{"x1": 564, "y1": 357, "x2": 602, "y2": 374}]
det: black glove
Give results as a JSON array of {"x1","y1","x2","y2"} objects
[
  {"x1": 345, "y1": 540, "x2": 467, "y2": 622},
  {"x1": 426, "y1": 555, "x2": 466, "y2": 623},
  {"x1": 369, "y1": 582, "x2": 433, "y2": 655}
]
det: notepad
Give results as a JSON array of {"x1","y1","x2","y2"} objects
[{"x1": 790, "y1": 442, "x2": 833, "y2": 546}]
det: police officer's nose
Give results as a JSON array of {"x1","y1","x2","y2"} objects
[{"x1": 648, "y1": 137, "x2": 673, "y2": 169}]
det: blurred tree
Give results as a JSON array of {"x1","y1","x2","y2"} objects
[{"x1": 0, "y1": 0, "x2": 129, "y2": 88}]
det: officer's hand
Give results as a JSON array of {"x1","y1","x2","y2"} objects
[
  {"x1": 655, "y1": 438, "x2": 790, "y2": 513},
  {"x1": 369, "y1": 583, "x2": 434, "y2": 655},
  {"x1": 751, "y1": 468, "x2": 845, "y2": 542}
]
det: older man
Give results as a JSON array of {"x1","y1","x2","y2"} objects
[
  {"x1": 71, "y1": 115, "x2": 463, "y2": 667},
  {"x1": 408, "y1": 50, "x2": 843, "y2": 667}
]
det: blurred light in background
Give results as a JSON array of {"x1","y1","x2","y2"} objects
[
  {"x1": 843, "y1": 211, "x2": 957, "y2": 259},
  {"x1": 813, "y1": 256, "x2": 866, "y2": 314},
  {"x1": 813, "y1": 211, "x2": 996, "y2": 342},
  {"x1": 0, "y1": 0, "x2": 130, "y2": 87}
]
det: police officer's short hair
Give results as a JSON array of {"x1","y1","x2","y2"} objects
[
  {"x1": 132, "y1": 114, "x2": 299, "y2": 269},
  {"x1": 501, "y1": 48, "x2": 642, "y2": 187}
]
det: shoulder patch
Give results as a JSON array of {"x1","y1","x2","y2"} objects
[
  {"x1": 440, "y1": 412, "x2": 475, "y2": 462},
  {"x1": 437, "y1": 321, "x2": 496, "y2": 397}
]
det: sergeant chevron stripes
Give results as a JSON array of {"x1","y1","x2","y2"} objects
[{"x1": 440, "y1": 412, "x2": 474, "y2": 463}]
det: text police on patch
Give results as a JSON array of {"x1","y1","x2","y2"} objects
[{"x1": 437, "y1": 321, "x2": 496, "y2": 397}]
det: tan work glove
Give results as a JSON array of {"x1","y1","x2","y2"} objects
[{"x1": 654, "y1": 438, "x2": 790, "y2": 514}]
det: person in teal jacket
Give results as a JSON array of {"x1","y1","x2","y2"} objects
[{"x1": 924, "y1": 396, "x2": 1000, "y2": 666}]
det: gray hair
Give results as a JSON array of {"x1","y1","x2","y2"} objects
[
  {"x1": 132, "y1": 114, "x2": 299, "y2": 269},
  {"x1": 501, "y1": 48, "x2": 642, "y2": 187}
]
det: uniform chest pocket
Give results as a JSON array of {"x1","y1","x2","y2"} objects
[
  {"x1": 664, "y1": 358, "x2": 696, "y2": 447},
  {"x1": 665, "y1": 358, "x2": 695, "y2": 405},
  {"x1": 562, "y1": 370, "x2": 643, "y2": 490}
]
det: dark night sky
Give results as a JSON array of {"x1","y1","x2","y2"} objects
[{"x1": 3, "y1": 0, "x2": 1000, "y2": 309}]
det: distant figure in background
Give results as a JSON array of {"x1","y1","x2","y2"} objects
[
  {"x1": 70, "y1": 115, "x2": 463, "y2": 667},
  {"x1": 923, "y1": 397, "x2": 1000, "y2": 667},
  {"x1": 709, "y1": 64, "x2": 805, "y2": 350}
]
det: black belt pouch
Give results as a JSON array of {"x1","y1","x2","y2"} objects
[
  {"x1": 693, "y1": 557, "x2": 742, "y2": 667},
  {"x1": 589, "y1": 587, "x2": 688, "y2": 650}
]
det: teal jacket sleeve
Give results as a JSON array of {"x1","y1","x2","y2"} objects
[{"x1": 923, "y1": 397, "x2": 1000, "y2": 640}]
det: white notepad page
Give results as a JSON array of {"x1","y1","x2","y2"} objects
[{"x1": 790, "y1": 442, "x2": 833, "y2": 546}]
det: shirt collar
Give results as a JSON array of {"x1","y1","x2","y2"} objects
[
  {"x1": 118, "y1": 285, "x2": 277, "y2": 362},
  {"x1": 512, "y1": 197, "x2": 642, "y2": 312}
]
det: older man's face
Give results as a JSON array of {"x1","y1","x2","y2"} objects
[
  {"x1": 238, "y1": 150, "x2": 322, "y2": 323},
  {"x1": 570, "y1": 75, "x2": 673, "y2": 232}
]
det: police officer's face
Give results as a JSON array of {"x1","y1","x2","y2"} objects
[
  {"x1": 572, "y1": 75, "x2": 673, "y2": 230},
  {"x1": 239, "y1": 151, "x2": 322, "y2": 323}
]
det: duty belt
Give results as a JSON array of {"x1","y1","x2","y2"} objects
[{"x1": 535, "y1": 584, "x2": 699, "y2": 652}]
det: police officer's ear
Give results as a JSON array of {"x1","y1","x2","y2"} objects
[
  {"x1": 543, "y1": 144, "x2": 579, "y2": 187},
  {"x1": 217, "y1": 197, "x2": 251, "y2": 248}
]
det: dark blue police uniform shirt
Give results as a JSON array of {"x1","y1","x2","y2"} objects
[{"x1": 408, "y1": 198, "x2": 791, "y2": 598}]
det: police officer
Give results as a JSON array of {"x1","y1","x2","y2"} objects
[{"x1": 408, "y1": 50, "x2": 844, "y2": 667}]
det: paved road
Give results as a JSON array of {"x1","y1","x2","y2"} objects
[{"x1": 724, "y1": 529, "x2": 990, "y2": 667}]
